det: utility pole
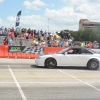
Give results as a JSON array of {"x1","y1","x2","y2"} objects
[{"x1": 48, "y1": 19, "x2": 50, "y2": 33}]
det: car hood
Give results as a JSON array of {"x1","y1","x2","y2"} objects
[
  {"x1": 39, "y1": 53, "x2": 60, "y2": 57},
  {"x1": 40, "y1": 52, "x2": 56, "y2": 55}
]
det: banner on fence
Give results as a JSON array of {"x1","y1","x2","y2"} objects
[
  {"x1": 23, "y1": 47, "x2": 44, "y2": 54},
  {"x1": 8, "y1": 46, "x2": 26, "y2": 52},
  {"x1": 8, "y1": 46, "x2": 44, "y2": 54}
]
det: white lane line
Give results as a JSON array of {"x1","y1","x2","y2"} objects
[
  {"x1": 0, "y1": 82, "x2": 15, "y2": 83},
  {"x1": 58, "y1": 69, "x2": 100, "y2": 92},
  {"x1": 0, "y1": 82, "x2": 80, "y2": 84},
  {"x1": 0, "y1": 81, "x2": 100, "y2": 84},
  {"x1": 8, "y1": 65, "x2": 27, "y2": 100},
  {"x1": 19, "y1": 82, "x2": 80, "y2": 84}
]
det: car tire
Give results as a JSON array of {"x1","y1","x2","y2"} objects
[
  {"x1": 87, "y1": 59, "x2": 99, "y2": 70},
  {"x1": 45, "y1": 58, "x2": 57, "y2": 68}
]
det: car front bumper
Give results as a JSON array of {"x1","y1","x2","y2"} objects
[{"x1": 35, "y1": 58, "x2": 44, "y2": 66}]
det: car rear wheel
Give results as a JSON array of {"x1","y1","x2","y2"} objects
[
  {"x1": 87, "y1": 59, "x2": 99, "y2": 70},
  {"x1": 45, "y1": 58, "x2": 57, "y2": 68}
]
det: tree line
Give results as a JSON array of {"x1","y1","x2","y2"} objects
[{"x1": 58, "y1": 29, "x2": 100, "y2": 42}]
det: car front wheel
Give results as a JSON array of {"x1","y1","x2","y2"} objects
[
  {"x1": 87, "y1": 59, "x2": 99, "y2": 70},
  {"x1": 45, "y1": 58, "x2": 57, "y2": 68}
]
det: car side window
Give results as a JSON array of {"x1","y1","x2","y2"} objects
[
  {"x1": 81, "y1": 49, "x2": 92, "y2": 54},
  {"x1": 67, "y1": 49, "x2": 73, "y2": 54},
  {"x1": 67, "y1": 49, "x2": 81, "y2": 54}
]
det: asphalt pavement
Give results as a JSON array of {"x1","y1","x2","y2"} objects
[{"x1": 0, "y1": 58, "x2": 100, "y2": 100}]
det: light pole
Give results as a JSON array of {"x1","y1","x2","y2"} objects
[{"x1": 48, "y1": 19, "x2": 50, "y2": 33}]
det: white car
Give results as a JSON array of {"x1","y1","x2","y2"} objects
[{"x1": 35, "y1": 46, "x2": 100, "y2": 70}]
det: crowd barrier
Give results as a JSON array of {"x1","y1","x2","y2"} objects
[
  {"x1": 0, "y1": 45, "x2": 64, "y2": 59},
  {"x1": 44, "y1": 47, "x2": 64, "y2": 54}
]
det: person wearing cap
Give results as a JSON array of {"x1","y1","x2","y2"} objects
[{"x1": 92, "y1": 41, "x2": 97, "y2": 48}]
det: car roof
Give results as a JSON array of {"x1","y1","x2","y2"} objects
[
  {"x1": 69, "y1": 46, "x2": 86, "y2": 49},
  {"x1": 68, "y1": 46, "x2": 94, "y2": 53}
]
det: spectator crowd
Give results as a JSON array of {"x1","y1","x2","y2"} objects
[{"x1": 0, "y1": 27, "x2": 100, "y2": 49}]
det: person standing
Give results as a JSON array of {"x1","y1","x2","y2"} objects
[
  {"x1": 9, "y1": 37, "x2": 13, "y2": 45},
  {"x1": 3, "y1": 37, "x2": 8, "y2": 45},
  {"x1": 19, "y1": 38, "x2": 23, "y2": 46}
]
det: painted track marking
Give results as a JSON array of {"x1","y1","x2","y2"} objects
[
  {"x1": 58, "y1": 69, "x2": 100, "y2": 92},
  {"x1": 0, "y1": 75, "x2": 100, "y2": 78},
  {"x1": 8, "y1": 65, "x2": 27, "y2": 100},
  {"x1": 0, "y1": 81, "x2": 100, "y2": 84}
]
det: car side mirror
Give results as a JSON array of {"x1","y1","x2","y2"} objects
[{"x1": 64, "y1": 52, "x2": 67, "y2": 55}]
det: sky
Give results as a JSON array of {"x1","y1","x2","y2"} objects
[{"x1": 0, "y1": 0, "x2": 100, "y2": 33}]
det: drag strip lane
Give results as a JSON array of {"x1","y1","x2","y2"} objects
[
  {"x1": 58, "y1": 69, "x2": 100, "y2": 92},
  {"x1": 8, "y1": 65, "x2": 27, "y2": 100}
]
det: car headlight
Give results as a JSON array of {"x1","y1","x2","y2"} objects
[{"x1": 36, "y1": 56, "x2": 41, "y2": 59}]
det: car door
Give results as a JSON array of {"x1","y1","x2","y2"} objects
[{"x1": 60, "y1": 48, "x2": 83, "y2": 66}]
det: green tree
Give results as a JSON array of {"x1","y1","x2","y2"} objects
[{"x1": 58, "y1": 29, "x2": 100, "y2": 42}]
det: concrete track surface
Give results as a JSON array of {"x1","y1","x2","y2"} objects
[{"x1": 0, "y1": 58, "x2": 100, "y2": 100}]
